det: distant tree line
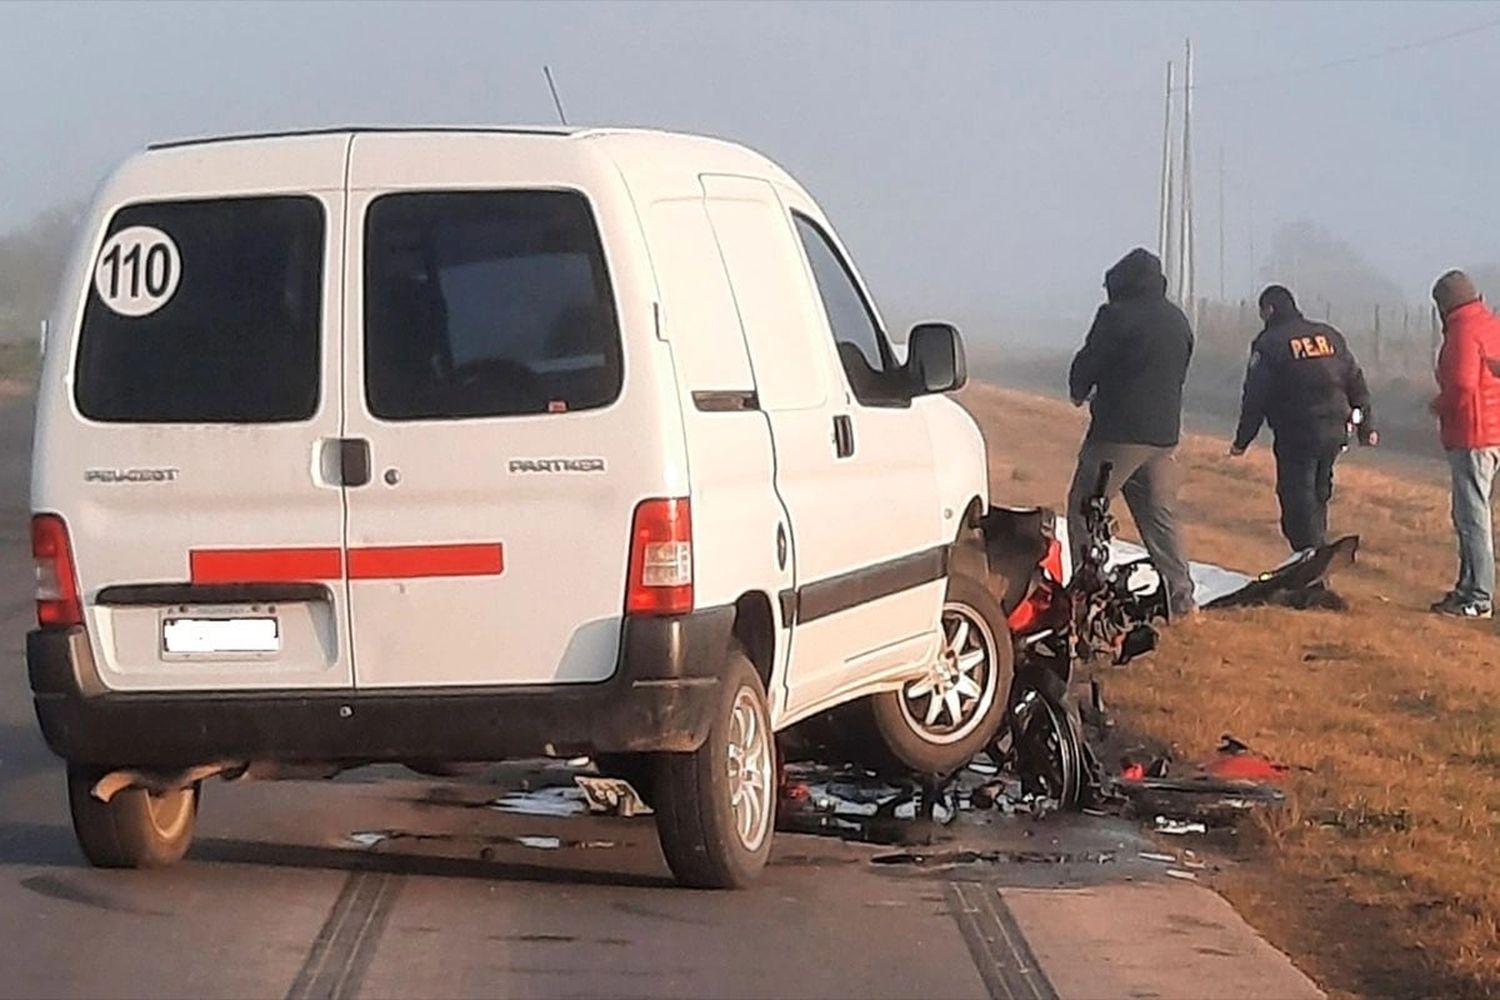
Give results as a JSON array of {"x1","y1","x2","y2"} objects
[{"x1": 0, "y1": 202, "x2": 83, "y2": 342}]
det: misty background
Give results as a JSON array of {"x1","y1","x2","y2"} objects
[{"x1": 3, "y1": 0, "x2": 1500, "y2": 391}]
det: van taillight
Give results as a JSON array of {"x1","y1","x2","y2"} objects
[
  {"x1": 32, "y1": 514, "x2": 82, "y2": 628},
  {"x1": 626, "y1": 498, "x2": 693, "y2": 615}
]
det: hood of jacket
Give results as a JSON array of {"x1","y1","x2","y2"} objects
[
  {"x1": 1104, "y1": 248, "x2": 1168, "y2": 302},
  {"x1": 1260, "y1": 286, "x2": 1304, "y2": 327}
]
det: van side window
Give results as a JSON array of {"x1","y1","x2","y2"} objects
[
  {"x1": 75, "y1": 196, "x2": 323, "y2": 423},
  {"x1": 791, "y1": 215, "x2": 906, "y2": 406},
  {"x1": 364, "y1": 191, "x2": 622, "y2": 421}
]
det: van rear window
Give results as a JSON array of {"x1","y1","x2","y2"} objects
[
  {"x1": 75, "y1": 197, "x2": 324, "y2": 423},
  {"x1": 363, "y1": 191, "x2": 622, "y2": 421}
]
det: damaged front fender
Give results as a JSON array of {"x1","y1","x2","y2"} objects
[{"x1": 976, "y1": 505, "x2": 1055, "y2": 614}]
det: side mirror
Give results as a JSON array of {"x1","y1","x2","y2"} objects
[{"x1": 906, "y1": 322, "x2": 967, "y2": 394}]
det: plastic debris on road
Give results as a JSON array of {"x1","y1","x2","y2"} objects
[
  {"x1": 348, "y1": 831, "x2": 389, "y2": 848},
  {"x1": 574, "y1": 775, "x2": 654, "y2": 817},
  {"x1": 515, "y1": 835, "x2": 563, "y2": 850},
  {"x1": 1155, "y1": 816, "x2": 1209, "y2": 835},
  {"x1": 489, "y1": 785, "x2": 590, "y2": 818}
]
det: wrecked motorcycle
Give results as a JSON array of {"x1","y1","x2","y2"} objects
[{"x1": 984, "y1": 462, "x2": 1162, "y2": 809}]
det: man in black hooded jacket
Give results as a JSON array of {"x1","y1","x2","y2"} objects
[
  {"x1": 1067, "y1": 248, "x2": 1197, "y2": 619},
  {"x1": 1230, "y1": 285, "x2": 1376, "y2": 552}
]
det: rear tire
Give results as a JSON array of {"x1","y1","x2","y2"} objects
[
  {"x1": 654, "y1": 652, "x2": 775, "y2": 889},
  {"x1": 867, "y1": 572, "x2": 1013, "y2": 776},
  {"x1": 67, "y1": 765, "x2": 198, "y2": 869}
]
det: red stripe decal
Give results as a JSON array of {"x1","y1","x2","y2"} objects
[
  {"x1": 190, "y1": 547, "x2": 343, "y2": 584},
  {"x1": 347, "y1": 543, "x2": 504, "y2": 580},
  {"x1": 190, "y1": 543, "x2": 505, "y2": 583}
]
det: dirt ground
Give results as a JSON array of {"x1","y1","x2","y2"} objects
[{"x1": 963, "y1": 383, "x2": 1500, "y2": 999}]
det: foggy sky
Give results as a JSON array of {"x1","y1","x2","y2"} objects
[{"x1": 3, "y1": 0, "x2": 1498, "y2": 339}]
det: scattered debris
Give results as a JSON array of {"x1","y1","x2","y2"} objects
[
  {"x1": 1164, "y1": 868, "x2": 1198, "y2": 882},
  {"x1": 872, "y1": 848, "x2": 1116, "y2": 867},
  {"x1": 1109, "y1": 540, "x2": 1252, "y2": 607},
  {"x1": 1319, "y1": 804, "x2": 1412, "y2": 834},
  {"x1": 574, "y1": 776, "x2": 653, "y2": 817},
  {"x1": 1204, "y1": 536, "x2": 1359, "y2": 611},
  {"x1": 488, "y1": 785, "x2": 590, "y2": 818},
  {"x1": 1203, "y1": 734, "x2": 1292, "y2": 783},
  {"x1": 1155, "y1": 816, "x2": 1208, "y2": 836},
  {"x1": 1138, "y1": 851, "x2": 1177, "y2": 864},
  {"x1": 776, "y1": 763, "x2": 959, "y2": 845},
  {"x1": 516, "y1": 835, "x2": 563, "y2": 850},
  {"x1": 348, "y1": 831, "x2": 390, "y2": 848},
  {"x1": 1118, "y1": 775, "x2": 1285, "y2": 826},
  {"x1": 1115, "y1": 534, "x2": 1359, "y2": 612},
  {"x1": 969, "y1": 773, "x2": 1060, "y2": 818}
]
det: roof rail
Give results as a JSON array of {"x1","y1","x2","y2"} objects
[{"x1": 147, "y1": 125, "x2": 575, "y2": 151}]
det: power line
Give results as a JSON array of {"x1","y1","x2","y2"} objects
[{"x1": 1183, "y1": 14, "x2": 1500, "y2": 93}]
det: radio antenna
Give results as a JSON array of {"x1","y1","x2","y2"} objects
[{"x1": 543, "y1": 65, "x2": 569, "y2": 126}]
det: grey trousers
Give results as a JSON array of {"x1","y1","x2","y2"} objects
[{"x1": 1066, "y1": 439, "x2": 1196, "y2": 616}]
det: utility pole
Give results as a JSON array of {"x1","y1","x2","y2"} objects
[
  {"x1": 1247, "y1": 186, "x2": 1256, "y2": 299},
  {"x1": 1180, "y1": 39, "x2": 1195, "y2": 323},
  {"x1": 1217, "y1": 145, "x2": 1226, "y2": 303},
  {"x1": 1157, "y1": 61, "x2": 1176, "y2": 268}
]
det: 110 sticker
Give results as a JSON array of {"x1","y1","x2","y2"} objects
[{"x1": 93, "y1": 226, "x2": 181, "y2": 317}]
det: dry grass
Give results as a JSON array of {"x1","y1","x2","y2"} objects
[
  {"x1": 0, "y1": 340, "x2": 38, "y2": 394},
  {"x1": 963, "y1": 383, "x2": 1500, "y2": 998}
]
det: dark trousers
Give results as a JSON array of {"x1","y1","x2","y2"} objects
[
  {"x1": 1273, "y1": 442, "x2": 1341, "y2": 552},
  {"x1": 1066, "y1": 440, "x2": 1196, "y2": 616}
]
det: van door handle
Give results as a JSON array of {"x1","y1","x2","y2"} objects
[
  {"x1": 833, "y1": 415, "x2": 855, "y2": 458},
  {"x1": 339, "y1": 438, "x2": 372, "y2": 487}
]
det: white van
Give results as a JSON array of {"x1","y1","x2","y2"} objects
[{"x1": 28, "y1": 127, "x2": 1008, "y2": 888}]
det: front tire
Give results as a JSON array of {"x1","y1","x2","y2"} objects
[
  {"x1": 655, "y1": 652, "x2": 775, "y2": 889},
  {"x1": 868, "y1": 572, "x2": 1013, "y2": 775},
  {"x1": 67, "y1": 765, "x2": 199, "y2": 869}
]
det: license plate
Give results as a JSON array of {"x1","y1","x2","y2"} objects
[{"x1": 163, "y1": 617, "x2": 280, "y2": 654}]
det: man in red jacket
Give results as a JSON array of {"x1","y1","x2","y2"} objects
[{"x1": 1431, "y1": 270, "x2": 1500, "y2": 618}]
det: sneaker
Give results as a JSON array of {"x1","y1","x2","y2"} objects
[
  {"x1": 1432, "y1": 597, "x2": 1493, "y2": 619},
  {"x1": 1431, "y1": 594, "x2": 1461, "y2": 614}
]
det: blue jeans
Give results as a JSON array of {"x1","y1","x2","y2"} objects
[{"x1": 1449, "y1": 447, "x2": 1500, "y2": 605}]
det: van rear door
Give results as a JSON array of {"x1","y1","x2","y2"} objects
[
  {"x1": 50, "y1": 141, "x2": 352, "y2": 692},
  {"x1": 340, "y1": 133, "x2": 645, "y2": 689}
]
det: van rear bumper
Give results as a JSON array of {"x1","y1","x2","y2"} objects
[{"x1": 28, "y1": 608, "x2": 736, "y2": 768}]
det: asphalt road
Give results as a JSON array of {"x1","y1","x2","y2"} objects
[
  {"x1": 0, "y1": 393, "x2": 1034, "y2": 1000},
  {"x1": 0, "y1": 391, "x2": 1312, "y2": 1000}
]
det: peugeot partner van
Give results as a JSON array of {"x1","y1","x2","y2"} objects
[{"x1": 28, "y1": 127, "x2": 1007, "y2": 888}]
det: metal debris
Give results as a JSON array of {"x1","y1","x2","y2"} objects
[
  {"x1": 1155, "y1": 816, "x2": 1208, "y2": 836},
  {"x1": 574, "y1": 775, "x2": 654, "y2": 817}
]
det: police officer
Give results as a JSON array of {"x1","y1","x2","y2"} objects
[{"x1": 1230, "y1": 285, "x2": 1377, "y2": 551}]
